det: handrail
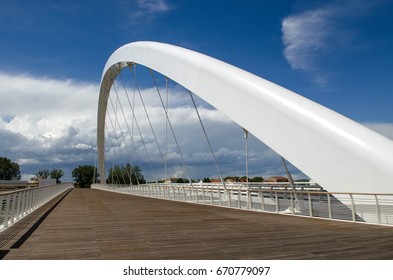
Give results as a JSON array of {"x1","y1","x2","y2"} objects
[
  {"x1": 0, "y1": 183, "x2": 74, "y2": 232},
  {"x1": 92, "y1": 183, "x2": 393, "y2": 226}
]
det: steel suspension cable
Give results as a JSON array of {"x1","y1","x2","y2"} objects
[
  {"x1": 116, "y1": 70, "x2": 158, "y2": 183},
  {"x1": 128, "y1": 64, "x2": 166, "y2": 171},
  {"x1": 188, "y1": 90, "x2": 227, "y2": 190},
  {"x1": 111, "y1": 81, "x2": 142, "y2": 184},
  {"x1": 107, "y1": 92, "x2": 140, "y2": 185},
  {"x1": 104, "y1": 121, "x2": 127, "y2": 185},
  {"x1": 150, "y1": 70, "x2": 193, "y2": 185},
  {"x1": 111, "y1": 81, "x2": 143, "y2": 185}
]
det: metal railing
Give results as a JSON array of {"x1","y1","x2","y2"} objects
[
  {"x1": 92, "y1": 182, "x2": 393, "y2": 226},
  {"x1": 0, "y1": 183, "x2": 74, "y2": 232}
]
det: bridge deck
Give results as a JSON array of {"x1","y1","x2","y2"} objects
[{"x1": 1, "y1": 188, "x2": 393, "y2": 260}]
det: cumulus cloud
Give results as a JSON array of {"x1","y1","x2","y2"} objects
[
  {"x1": 0, "y1": 72, "x2": 98, "y2": 179},
  {"x1": 103, "y1": 76, "x2": 302, "y2": 181},
  {"x1": 0, "y1": 71, "x2": 304, "y2": 182}
]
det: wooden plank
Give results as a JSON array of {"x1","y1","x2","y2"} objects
[{"x1": 1, "y1": 188, "x2": 393, "y2": 259}]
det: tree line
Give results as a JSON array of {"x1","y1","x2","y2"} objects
[
  {"x1": 0, "y1": 157, "x2": 145, "y2": 188},
  {"x1": 1, "y1": 156, "x2": 268, "y2": 188}
]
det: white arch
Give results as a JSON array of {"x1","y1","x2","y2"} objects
[{"x1": 98, "y1": 41, "x2": 393, "y2": 194}]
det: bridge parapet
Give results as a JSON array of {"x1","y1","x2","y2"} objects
[
  {"x1": 0, "y1": 183, "x2": 74, "y2": 232},
  {"x1": 92, "y1": 183, "x2": 393, "y2": 226}
]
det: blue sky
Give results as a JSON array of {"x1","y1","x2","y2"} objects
[{"x1": 1, "y1": 0, "x2": 393, "y2": 182}]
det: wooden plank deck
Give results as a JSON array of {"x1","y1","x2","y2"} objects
[{"x1": 1, "y1": 188, "x2": 393, "y2": 260}]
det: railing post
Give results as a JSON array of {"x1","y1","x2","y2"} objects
[
  {"x1": 9, "y1": 193, "x2": 16, "y2": 224},
  {"x1": 34, "y1": 189, "x2": 39, "y2": 209},
  {"x1": 3, "y1": 194, "x2": 11, "y2": 229},
  {"x1": 21, "y1": 190, "x2": 28, "y2": 217},
  {"x1": 218, "y1": 186, "x2": 221, "y2": 206},
  {"x1": 237, "y1": 188, "x2": 241, "y2": 208},
  {"x1": 290, "y1": 192, "x2": 294, "y2": 214},
  {"x1": 327, "y1": 193, "x2": 332, "y2": 219},
  {"x1": 227, "y1": 189, "x2": 231, "y2": 207},
  {"x1": 260, "y1": 190, "x2": 265, "y2": 211},
  {"x1": 349, "y1": 194, "x2": 356, "y2": 222},
  {"x1": 195, "y1": 186, "x2": 199, "y2": 203},
  {"x1": 29, "y1": 190, "x2": 34, "y2": 212},
  {"x1": 375, "y1": 195, "x2": 381, "y2": 224},
  {"x1": 26, "y1": 189, "x2": 32, "y2": 214},
  {"x1": 247, "y1": 188, "x2": 251, "y2": 209},
  {"x1": 308, "y1": 193, "x2": 313, "y2": 217},
  {"x1": 275, "y1": 192, "x2": 279, "y2": 213},
  {"x1": 37, "y1": 188, "x2": 42, "y2": 208},
  {"x1": 31, "y1": 189, "x2": 36, "y2": 211},
  {"x1": 15, "y1": 193, "x2": 23, "y2": 222}
]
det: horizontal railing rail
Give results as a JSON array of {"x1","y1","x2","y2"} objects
[
  {"x1": 0, "y1": 183, "x2": 74, "y2": 232},
  {"x1": 92, "y1": 182, "x2": 393, "y2": 226}
]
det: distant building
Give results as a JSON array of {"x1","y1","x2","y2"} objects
[
  {"x1": 210, "y1": 179, "x2": 221, "y2": 183},
  {"x1": 265, "y1": 176, "x2": 288, "y2": 183},
  {"x1": 0, "y1": 180, "x2": 28, "y2": 192}
]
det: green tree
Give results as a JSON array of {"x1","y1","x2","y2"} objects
[
  {"x1": 106, "y1": 164, "x2": 145, "y2": 185},
  {"x1": 36, "y1": 169, "x2": 50, "y2": 179},
  {"x1": 0, "y1": 157, "x2": 21, "y2": 180},
  {"x1": 50, "y1": 169, "x2": 65, "y2": 183},
  {"x1": 72, "y1": 165, "x2": 98, "y2": 188},
  {"x1": 172, "y1": 177, "x2": 190, "y2": 183},
  {"x1": 250, "y1": 176, "x2": 264, "y2": 182}
]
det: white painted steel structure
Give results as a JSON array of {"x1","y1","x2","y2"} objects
[
  {"x1": 0, "y1": 183, "x2": 73, "y2": 232},
  {"x1": 98, "y1": 41, "x2": 393, "y2": 194},
  {"x1": 92, "y1": 183, "x2": 393, "y2": 226}
]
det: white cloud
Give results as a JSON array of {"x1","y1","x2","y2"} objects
[
  {"x1": 0, "y1": 72, "x2": 98, "y2": 138},
  {"x1": 281, "y1": 0, "x2": 378, "y2": 85},
  {"x1": 282, "y1": 8, "x2": 334, "y2": 72},
  {"x1": 137, "y1": 0, "x2": 172, "y2": 13},
  {"x1": 0, "y1": 71, "x2": 304, "y2": 182},
  {"x1": 0, "y1": 72, "x2": 98, "y2": 180},
  {"x1": 104, "y1": 78, "x2": 299, "y2": 181},
  {"x1": 117, "y1": 0, "x2": 173, "y2": 28}
]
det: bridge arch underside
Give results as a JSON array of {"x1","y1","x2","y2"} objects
[{"x1": 98, "y1": 41, "x2": 393, "y2": 194}]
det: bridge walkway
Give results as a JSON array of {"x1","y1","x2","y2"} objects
[{"x1": 1, "y1": 188, "x2": 393, "y2": 260}]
